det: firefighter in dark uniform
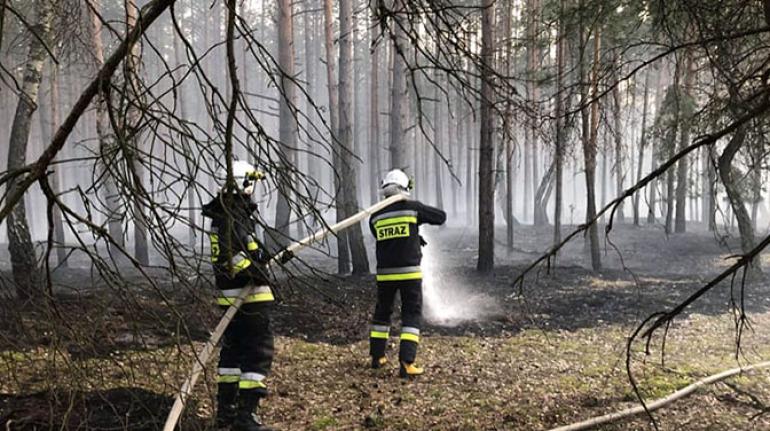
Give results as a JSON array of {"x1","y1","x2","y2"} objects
[
  {"x1": 202, "y1": 161, "x2": 290, "y2": 431},
  {"x1": 368, "y1": 169, "x2": 446, "y2": 377}
]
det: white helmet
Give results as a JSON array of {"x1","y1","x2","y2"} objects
[
  {"x1": 381, "y1": 169, "x2": 412, "y2": 196},
  {"x1": 219, "y1": 160, "x2": 265, "y2": 195}
]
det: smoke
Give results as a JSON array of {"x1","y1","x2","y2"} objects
[{"x1": 421, "y1": 232, "x2": 500, "y2": 327}]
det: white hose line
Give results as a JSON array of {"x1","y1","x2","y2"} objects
[
  {"x1": 547, "y1": 360, "x2": 770, "y2": 431},
  {"x1": 162, "y1": 194, "x2": 406, "y2": 431}
]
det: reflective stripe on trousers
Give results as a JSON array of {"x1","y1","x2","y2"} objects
[
  {"x1": 400, "y1": 326, "x2": 420, "y2": 343},
  {"x1": 370, "y1": 324, "x2": 390, "y2": 339},
  {"x1": 217, "y1": 285, "x2": 274, "y2": 305},
  {"x1": 239, "y1": 371, "x2": 267, "y2": 390},
  {"x1": 376, "y1": 266, "x2": 422, "y2": 282}
]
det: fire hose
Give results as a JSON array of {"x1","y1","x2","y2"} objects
[{"x1": 162, "y1": 193, "x2": 406, "y2": 430}]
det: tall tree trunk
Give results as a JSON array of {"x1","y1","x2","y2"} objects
[
  {"x1": 39, "y1": 60, "x2": 68, "y2": 267},
  {"x1": 527, "y1": 0, "x2": 540, "y2": 225},
  {"x1": 275, "y1": 0, "x2": 297, "y2": 243},
  {"x1": 6, "y1": 0, "x2": 52, "y2": 300},
  {"x1": 583, "y1": 22, "x2": 602, "y2": 271},
  {"x1": 553, "y1": 0, "x2": 565, "y2": 247},
  {"x1": 675, "y1": 54, "x2": 694, "y2": 233},
  {"x1": 718, "y1": 125, "x2": 758, "y2": 270},
  {"x1": 478, "y1": 0, "x2": 495, "y2": 272},
  {"x1": 389, "y1": 0, "x2": 407, "y2": 169},
  {"x1": 433, "y1": 63, "x2": 444, "y2": 209},
  {"x1": 125, "y1": 0, "x2": 150, "y2": 265},
  {"x1": 173, "y1": 8, "x2": 196, "y2": 251},
  {"x1": 504, "y1": 0, "x2": 514, "y2": 249},
  {"x1": 369, "y1": 10, "x2": 381, "y2": 205},
  {"x1": 89, "y1": 0, "x2": 125, "y2": 250},
  {"x1": 633, "y1": 69, "x2": 651, "y2": 226},
  {"x1": 323, "y1": 0, "x2": 349, "y2": 273},
  {"x1": 611, "y1": 55, "x2": 624, "y2": 224},
  {"x1": 648, "y1": 71, "x2": 666, "y2": 224},
  {"x1": 339, "y1": 0, "x2": 369, "y2": 274}
]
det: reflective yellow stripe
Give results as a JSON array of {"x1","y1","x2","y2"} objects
[
  {"x1": 210, "y1": 234, "x2": 220, "y2": 263},
  {"x1": 373, "y1": 216, "x2": 417, "y2": 228},
  {"x1": 239, "y1": 380, "x2": 267, "y2": 389},
  {"x1": 217, "y1": 375, "x2": 240, "y2": 383},
  {"x1": 370, "y1": 331, "x2": 389, "y2": 339},
  {"x1": 217, "y1": 292, "x2": 275, "y2": 306},
  {"x1": 247, "y1": 241, "x2": 259, "y2": 251},
  {"x1": 376, "y1": 272, "x2": 423, "y2": 282},
  {"x1": 400, "y1": 333, "x2": 420, "y2": 343},
  {"x1": 232, "y1": 257, "x2": 252, "y2": 273}
]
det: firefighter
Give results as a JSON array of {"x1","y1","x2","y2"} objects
[
  {"x1": 368, "y1": 169, "x2": 446, "y2": 378},
  {"x1": 202, "y1": 161, "x2": 290, "y2": 431}
]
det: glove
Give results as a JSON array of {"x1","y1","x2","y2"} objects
[
  {"x1": 279, "y1": 249, "x2": 294, "y2": 264},
  {"x1": 419, "y1": 236, "x2": 427, "y2": 247}
]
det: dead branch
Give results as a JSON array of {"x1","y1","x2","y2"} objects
[{"x1": 546, "y1": 360, "x2": 770, "y2": 431}]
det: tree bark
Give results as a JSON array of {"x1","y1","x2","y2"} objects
[
  {"x1": 611, "y1": 55, "x2": 624, "y2": 224},
  {"x1": 553, "y1": 0, "x2": 565, "y2": 247},
  {"x1": 433, "y1": 61, "x2": 444, "y2": 209},
  {"x1": 39, "y1": 60, "x2": 68, "y2": 267},
  {"x1": 172, "y1": 6, "x2": 196, "y2": 251},
  {"x1": 718, "y1": 125, "x2": 758, "y2": 270},
  {"x1": 323, "y1": 0, "x2": 349, "y2": 273},
  {"x1": 675, "y1": 54, "x2": 694, "y2": 233},
  {"x1": 126, "y1": 0, "x2": 150, "y2": 266},
  {"x1": 369, "y1": 10, "x2": 381, "y2": 205},
  {"x1": 477, "y1": 0, "x2": 495, "y2": 273},
  {"x1": 339, "y1": 0, "x2": 369, "y2": 274},
  {"x1": 503, "y1": 0, "x2": 514, "y2": 248},
  {"x1": 633, "y1": 69, "x2": 651, "y2": 226},
  {"x1": 583, "y1": 22, "x2": 602, "y2": 271},
  {"x1": 88, "y1": 0, "x2": 125, "y2": 251},
  {"x1": 6, "y1": 0, "x2": 52, "y2": 300},
  {"x1": 274, "y1": 0, "x2": 297, "y2": 243},
  {"x1": 389, "y1": 0, "x2": 407, "y2": 169}
]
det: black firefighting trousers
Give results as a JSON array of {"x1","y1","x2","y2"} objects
[
  {"x1": 369, "y1": 279, "x2": 422, "y2": 363},
  {"x1": 217, "y1": 302, "x2": 274, "y2": 406}
]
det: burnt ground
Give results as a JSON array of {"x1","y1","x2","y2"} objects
[{"x1": 3, "y1": 223, "x2": 770, "y2": 430}]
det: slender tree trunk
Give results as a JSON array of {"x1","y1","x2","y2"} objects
[
  {"x1": 675, "y1": 54, "x2": 694, "y2": 233},
  {"x1": 718, "y1": 125, "x2": 758, "y2": 270},
  {"x1": 323, "y1": 0, "x2": 349, "y2": 273},
  {"x1": 389, "y1": 0, "x2": 406, "y2": 169},
  {"x1": 89, "y1": 0, "x2": 125, "y2": 250},
  {"x1": 504, "y1": 0, "x2": 514, "y2": 248},
  {"x1": 478, "y1": 0, "x2": 495, "y2": 272},
  {"x1": 173, "y1": 11, "x2": 196, "y2": 251},
  {"x1": 274, "y1": 0, "x2": 297, "y2": 243},
  {"x1": 7, "y1": 0, "x2": 53, "y2": 300},
  {"x1": 633, "y1": 69, "x2": 651, "y2": 226},
  {"x1": 339, "y1": 0, "x2": 369, "y2": 273},
  {"x1": 611, "y1": 56, "x2": 624, "y2": 224},
  {"x1": 433, "y1": 62, "x2": 444, "y2": 209},
  {"x1": 553, "y1": 0, "x2": 565, "y2": 247},
  {"x1": 125, "y1": 0, "x2": 150, "y2": 265},
  {"x1": 583, "y1": 22, "x2": 602, "y2": 271},
  {"x1": 39, "y1": 60, "x2": 68, "y2": 267},
  {"x1": 369, "y1": 11, "x2": 381, "y2": 205}
]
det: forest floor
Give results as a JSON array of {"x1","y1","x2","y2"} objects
[{"x1": 3, "y1": 222, "x2": 770, "y2": 430}]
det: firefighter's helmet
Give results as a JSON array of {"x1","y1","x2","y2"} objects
[
  {"x1": 381, "y1": 169, "x2": 413, "y2": 196},
  {"x1": 219, "y1": 160, "x2": 265, "y2": 195}
]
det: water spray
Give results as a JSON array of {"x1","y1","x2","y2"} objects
[{"x1": 421, "y1": 231, "x2": 500, "y2": 326}]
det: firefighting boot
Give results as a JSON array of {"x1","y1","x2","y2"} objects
[
  {"x1": 371, "y1": 356, "x2": 388, "y2": 369},
  {"x1": 399, "y1": 362, "x2": 424, "y2": 378},
  {"x1": 232, "y1": 393, "x2": 273, "y2": 431},
  {"x1": 215, "y1": 382, "x2": 238, "y2": 429}
]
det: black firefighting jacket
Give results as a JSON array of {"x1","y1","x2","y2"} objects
[
  {"x1": 368, "y1": 197, "x2": 446, "y2": 282},
  {"x1": 202, "y1": 194, "x2": 272, "y2": 301}
]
